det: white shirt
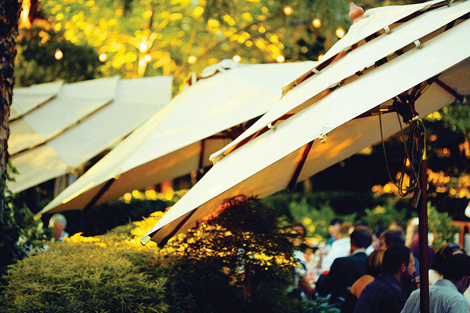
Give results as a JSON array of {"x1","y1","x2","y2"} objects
[
  {"x1": 401, "y1": 279, "x2": 469, "y2": 313},
  {"x1": 321, "y1": 237, "x2": 350, "y2": 271}
]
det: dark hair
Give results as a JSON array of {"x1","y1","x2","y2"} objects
[
  {"x1": 290, "y1": 222, "x2": 306, "y2": 238},
  {"x1": 373, "y1": 227, "x2": 387, "y2": 238},
  {"x1": 380, "y1": 229, "x2": 405, "y2": 248},
  {"x1": 366, "y1": 250, "x2": 385, "y2": 277},
  {"x1": 431, "y1": 243, "x2": 463, "y2": 274},
  {"x1": 350, "y1": 227, "x2": 372, "y2": 249},
  {"x1": 441, "y1": 253, "x2": 470, "y2": 281},
  {"x1": 382, "y1": 245, "x2": 412, "y2": 274},
  {"x1": 330, "y1": 218, "x2": 343, "y2": 226}
]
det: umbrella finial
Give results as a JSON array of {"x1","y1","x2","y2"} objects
[{"x1": 349, "y1": 2, "x2": 364, "y2": 23}]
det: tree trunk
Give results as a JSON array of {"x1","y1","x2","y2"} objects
[{"x1": 0, "y1": 0, "x2": 21, "y2": 213}]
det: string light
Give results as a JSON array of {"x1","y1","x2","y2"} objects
[
  {"x1": 318, "y1": 54, "x2": 324, "y2": 61},
  {"x1": 276, "y1": 55, "x2": 285, "y2": 63},
  {"x1": 283, "y1": 5, "x2": 293, "y2": 16},
  {"x1": 54, "y1": 49, "x2": 63, "y2": 60},
  {"x1": 232, "y1": 54, "x2": 241, "y2": 62},
  {"x1": 335, "y1": 27, "x2": 345, "y2": 38},
  {"x1": 99, "y1": 53, "x2": 107, "y2": 62},
  {"x1": 188, "y1": 55, "x2": 197, "y2": 64},
  {"x1": 144, "y1": 54, "x2": 152, "y2": 62},
  {"x1": 312, "y1": 18, "x2": 321, "y2": 28}
]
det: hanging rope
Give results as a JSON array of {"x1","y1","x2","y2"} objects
[{"x1": 379, "y1": 96, "x2": 426, "y2": 197}]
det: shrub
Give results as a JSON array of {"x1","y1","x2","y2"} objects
[
  {"x1": 160, "y1": 196, "x2": 308, "y2": 313},
  {"x1": 0, "y1": 231, "x2": 168, "y2": 313}
]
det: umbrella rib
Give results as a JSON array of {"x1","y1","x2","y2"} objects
[
  {"x1": 158, "y1": 209, "x2": 198, "y2": 246},
  {"x1": 435, "y1": 78, "x2": 464, "y2": 101},
  {"x1": 288, "y1": 140, "x2": 314, "y2": 191},
  {"x1": 83, "y1": 178, "x2": 116, "y2": 212}
]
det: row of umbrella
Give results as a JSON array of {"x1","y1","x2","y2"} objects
[
  {"x1": 37, "y1": 60, "x2": 316, "y2": 214},
  {"x1": 22, "y1": 1, "x2": 469, "y2": 312},
  {"x1": 9, "y1": 76, "x2": 172, "y2": 193}
]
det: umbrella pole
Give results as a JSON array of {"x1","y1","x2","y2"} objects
[{"x1": 418, "y1": 159, "x2": 430, "y2": 313}]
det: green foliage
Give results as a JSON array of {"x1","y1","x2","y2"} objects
[
  {"x1": 0, "y1": 237, "x2": 168, "y2": 313},
  {"x1": 161, "y1": 196, "x2": 307, "y2": 313},
  {"x1": 362, "y1": 203, "x2": 409, "y2": 231},
  {"x1": 53, "y1": 198, "x2": 173, "y2": 237},
  {"x1": 15, "y1": 27, "x2": 102, "y2": 86},
  {"x1": 0, "y1": 163, "x2": 53, "y2": 274},
  {"x1": 428, "y1": 204, "x2": 459, "y2": 250},
  {"x1": 288, "y1": 199, "x2": 355, "y2": 239}
]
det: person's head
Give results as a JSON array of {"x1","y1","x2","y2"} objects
[
  {"x1": 366, "y1": 250, "x2": 385, "y2": 277},
  {"x1": 337, "y1": 222, "x2": 353, "y2": 239},
  {"x1": 382, "y1": 245, "x2": 415, "y2": 282},
  {"x1": 405, "y1": 217, "x2": 419, "y2": 248},
  {"x1": 350, "y1": 226, "x2": 372, "y2": 251},
  {"x1": 380, "y1": 229, "x2": 405, "y2": 250},
  {"x1": 287, "y1": 222, "x2": 306, "y2": 247},
  {"x1": 49, "y1": 213, "x2": 67, "y2": 239},
  {"x1": 329, "y1": 218, "x2": 343, "y2": 239},
  {"x1": 372, "y1": 227, "x2": 387, "y2": 251},
  {"x1": 441, "y1": 253, "x2": 470, "y2": 293},
  {"x1": 431, "y1": 243, "x2": 464, "y2": 274}
]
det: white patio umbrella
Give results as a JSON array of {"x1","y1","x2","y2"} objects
[
  {"x1": 143, "y1": 2, "x2": 469, "y2": 311},
  {"x1": 143, "y1": 0, "x2": 470, "y2": 245},
  {"x1": 9, "y1": 76, "x2": 173, "y2": 193},
  {"x1": 38, "y1": 60, "x2": 316, "y2": 215},
  {"x1": 10, "y1": 80, "x2": 63, "y2": 120},
  {"x1": 9, "y1": 76, "x2": 120, "y2": 155}
]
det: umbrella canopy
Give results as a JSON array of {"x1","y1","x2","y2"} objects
[
  {"x1": 38, "y1": 60, "x2": 316, "y2": 215},
  {"x1": 10, "y1": 81, "x2": 63, "y2": 120},
  {"x1": 9, "y1": 76, "x2": 173, "y2": 193},
  {"x1": 143, "y1": 0, "x2": 470, "y2": 245},
  {"x1": 9, "y1": 76, "x2": 120, "y2": 155}
]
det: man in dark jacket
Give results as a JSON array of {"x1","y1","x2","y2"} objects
[
  {"x1": 353, "y1": 245, "x2": 416, "y2": 313},
  {"x1": 316, "y1": 227, "x2": 372, "y2": 300}
]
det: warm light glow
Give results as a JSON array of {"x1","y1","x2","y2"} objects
[
  {"x1": 139, "y1": 42, "x2": 148, "y2": 53},
  {"x1": 232, "y1": 54, "x2": 241, "y2": 62},
  {"x1": 99, "y1": 53, "x2": 107, "y2": 62},
  {"x1": 20, "y1": 0, "x2": 31, "y2": 29},
  {"x1": 54, "y1": 49, "x2": 63, "y2": 60},
  {"x1": 144, "y1": 54, "x2": 152, "y2": 62},
  {"x1": 336, "y1": 27, "x2": 346, "y2": 38},
  {"x1": 312, "y1": 18, "x2": 321, "y2": 28},
  {"x1": 123, "y1": 193, "x2": 132, "y2": 203},
  {"x1": 318, "y1": 54, "x2": 324, "y2": 61},
  {"x1": 276, "y1": 55, "x2": 285, "y2": 63},
  {"x1": 283, "y1": 5, "x2": 293, "y2": 15},
  {"x1": 188, "y1": 55, "x2": 197, "y2": 64}
]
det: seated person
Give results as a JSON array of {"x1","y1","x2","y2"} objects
[
  {"x1": 401, "y1": 253, "x2": 470, "y2": 313},
  {"x1": 315, "y1": 227, "x2": 372, "y2": 301},
  {"x1": 353, "y1": 245, "x2": 416, "y2": 313},
  {"x1": 341, "y1": 250, "x2": 384, "y2": 313},
  {"x1": 319, "y1": 223, "x2": 353, "y2": 272}
]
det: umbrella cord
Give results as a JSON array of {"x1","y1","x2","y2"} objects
[{"x1": 379, "y1": 109, "x2": 426, "y2": 197}]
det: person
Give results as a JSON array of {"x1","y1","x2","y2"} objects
[
  {"x1": 401, "y1": 253, "x2": 470, "y2": 313},
  {"x1": 352, "y1": 245, "x2": 416, "y2": 313},
  {"x1": 326, "y1": 219, "x2": 343, "y2": 246},
  {"x1": 380, "y1": 228, "x2": 405, "y2": 250},
  {"x1": 365, "y1": 226, "x2": 387, "y2": 255},
  {"x1": 316, "y1": 227, "x2": 372, "y2": 301},
  {"x1": 342, "y1": 250, "x2": 384, "y2": 313},
  {"x1": 405, "y1": 217, "x2": 436, "y2": 272},
  {"x1": 286, "y1": 223, "x2": 315, "y2": 300},
  {"x1": 48, "y1": 213, "x2": 68, "y2": 241},
  {"x1": 429, "y1": 243, "x2": 464, "y2": 285},
  {"x1": 319, "y1": 222, "x2": 353, "y2": 272}
]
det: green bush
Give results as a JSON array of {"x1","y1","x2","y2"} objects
[{"x1": 0, "y1": 237, "x2": 168, "y2": 313}]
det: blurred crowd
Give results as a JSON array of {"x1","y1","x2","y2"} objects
[{"x1": 287, "y1": 218, "x2": 470, "y2": 313}]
